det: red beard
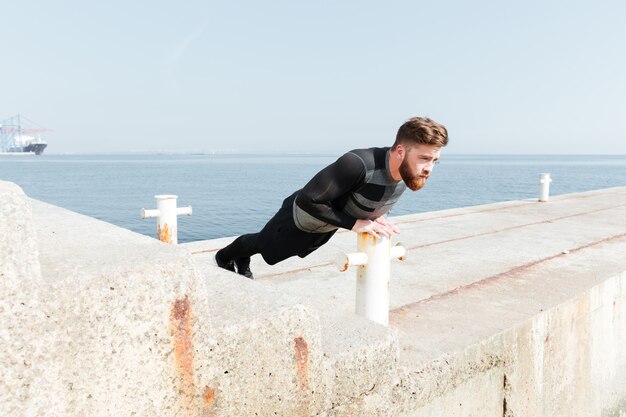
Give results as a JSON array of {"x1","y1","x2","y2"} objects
[{"x1": 399, "y1": 158, "x2": 426, "y2": 191}]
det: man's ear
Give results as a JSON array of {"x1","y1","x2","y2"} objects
[{"x1": 396, "y1": 144, "x2": 405, "y2": 159}]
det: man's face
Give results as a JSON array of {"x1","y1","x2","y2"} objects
[{"x1": 399, "y1": 144, "x2": 442, "y2": 191}]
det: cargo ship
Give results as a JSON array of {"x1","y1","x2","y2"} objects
[{"x1": 0, "y1": 115, "x2": 50, "y2": 155}]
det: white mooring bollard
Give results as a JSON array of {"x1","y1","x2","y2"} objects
[
  {"x1": 141, "y1": 195, "x2": 192, "y2": 244},
  {"x1": 539, "y1": 173, "x2": 552, "y2": 202},
  {"x1": 336, "y1": 233, "x2": 406, "y2": 326}
]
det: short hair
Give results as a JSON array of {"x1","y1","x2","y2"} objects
[{"x1": 392, "y1": 117, "x2": 448, "y2": 149}]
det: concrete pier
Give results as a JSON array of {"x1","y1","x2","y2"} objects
[{"x1": 2, "y1": 179, "x2": 626, "y2": 416}]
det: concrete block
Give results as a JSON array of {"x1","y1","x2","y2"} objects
[
  {"x1": 25, "y1": 196, "x2": 335, "y2": 416},
  {"x1": 322, "y1": 316, "x2": 399, "y2": 417},
  {"x1": 202, "y1": 304, "x2": 330, "y2": 416},
  {"x1": 390, "y1": 336, "x2": 511, "y2": 415},
  {"x1": 403, "y1": 367, "x2": 505, "y2": 417},
  {"x1": 0, "y1": 181, "x2": 41, "y2": 280},
  {"x1": 500, "y1": 271, "x2": 626, "y2": 417},
  {"x1": 0, "y1": 181, "x2": 50, "y2": 417}
]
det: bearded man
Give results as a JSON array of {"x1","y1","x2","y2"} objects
[{"x1": 216, "y1": 117, "x2": 448, "y2": 279}]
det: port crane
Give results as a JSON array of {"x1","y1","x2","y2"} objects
[{"x1": 0, "y1": 114, "x2": 52, "y2": 154}]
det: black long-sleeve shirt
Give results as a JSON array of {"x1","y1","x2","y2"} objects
[{"x1": 293, "y1": 147, "x2": 406, "y2": 233}]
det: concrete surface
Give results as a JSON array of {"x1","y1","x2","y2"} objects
[
  {"x1": 187, "y1": 186, "x2": 626, "y2": 416},
  {"x1": 2, "y1": 179, "x2": 626, "y2": 416}
]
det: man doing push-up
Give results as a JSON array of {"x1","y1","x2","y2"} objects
[{"x1": 216, "y1": 117, "x2": 448, "y2": 278}]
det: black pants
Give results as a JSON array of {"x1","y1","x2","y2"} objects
[
  {"x1": 219, "y1": 191, "x2": 337, "y2": 265},
  {"x1": 219, "y1": 233, "x2": 262, "y2": 261}
]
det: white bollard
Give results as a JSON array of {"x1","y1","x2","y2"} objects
[
  {"x1": 539, "y1": 173, "x2": 552, "y2": 202},
  {"x1": 336, "y1": 233, "x2": 406, "y2": 326},
  {"x1": 141, "y1": 195, "x2": 192, "y2": 244}
]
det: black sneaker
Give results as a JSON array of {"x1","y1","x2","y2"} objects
[
  {"x1": 235, "y1": 257, "x2": 254, "y2": 279},
  {"x1": 215, "y1": 249, "x2": 236, "y2": 272}
]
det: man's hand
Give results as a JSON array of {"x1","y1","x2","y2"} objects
[
  {"x1": 351, "y1": 216, "x2": 400, "y2": 239},
  {"x1": 375, "y1": 216, "x2": 400, "y2": 235}
]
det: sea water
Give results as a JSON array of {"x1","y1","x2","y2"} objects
[{"x1": 1, "y1": 153, "x2": 625, "y2": 243}]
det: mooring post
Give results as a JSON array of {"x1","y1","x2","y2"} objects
[
  {"x1": 539, "y1": 173, "x2": 552, "y2": 202},
  {"x1": 336, "y1": 233, "x2": 406, "y2": 326},
  {"x1": 141, "y1": 195, "x2": 192, "y2": 244}
]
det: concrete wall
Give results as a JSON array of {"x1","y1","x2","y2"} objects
[
  {"x1": 391, "y1": 270, "x2": 626, "y2": 417},
  {"x1": 2, "y1": 179, "x2": 625, "y2": 416},
  {"x1": 1, "y1": 181, "x2": 47, "y2": 416},
  {"x1": 1, "y1": 180, "x2": 330, "y2": 417}
]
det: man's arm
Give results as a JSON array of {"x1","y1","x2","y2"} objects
[{"x1": 295, "y1": 152, "x2": 366, "y2": 230}]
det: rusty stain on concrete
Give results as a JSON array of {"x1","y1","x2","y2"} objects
[
  {"x1": 294, "y1": 337, "x2": 309, "y2": 389},
  {"x1": 203, "y1": 385, "x2": 215, "y2": 414},
  {"x1": 158, "y1": 223, "x2": 173, "y2": 244},
  {"x1": 261, "y1": 263, "x2": 331, "y2": 279},
  {"x1": 171, "y1": 295, "x2": 195, "y2": 411},
  {"x1": 191, "y1": 248, "x2": 218, "y2": 255}
]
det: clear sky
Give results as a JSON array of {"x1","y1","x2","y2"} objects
[{"x1": 2, "y1": 1, "x2": 625, "y2": 154}]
